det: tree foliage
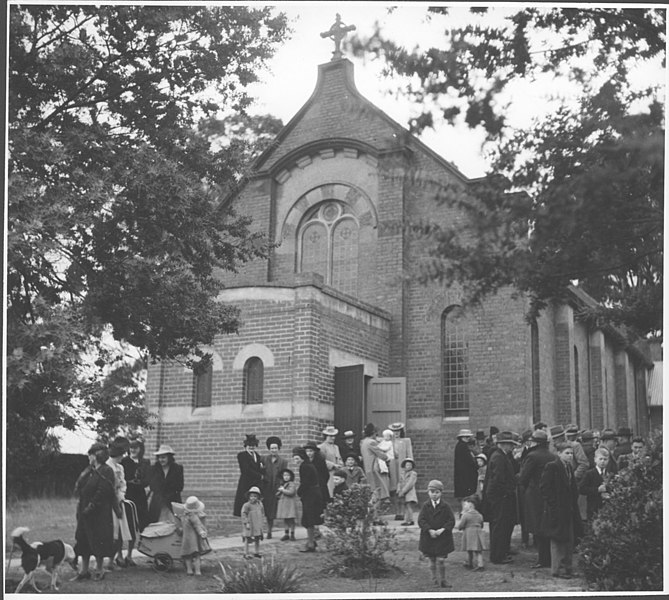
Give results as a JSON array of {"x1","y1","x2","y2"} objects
[
  {"x1": 7, "y1": 5, "x2": 288, "y2": 477},
  {"x1": 353, "y1": 7, "x2": 664, "y2": 337}
]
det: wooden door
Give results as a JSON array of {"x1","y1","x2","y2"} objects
[
  {"x1": 334, "y1": 365, "x2": 365, "y2": 437},
  {"x1": 366, "y1": 377, "x2": 407, "y2": 430}
]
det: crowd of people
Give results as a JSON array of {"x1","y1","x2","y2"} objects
[
  {"x1": 67, "y1": 421, "x2": 646, "y2": 585},
  {"x1": 453, "y1": 423, "x2": 647, "y2": 581}
]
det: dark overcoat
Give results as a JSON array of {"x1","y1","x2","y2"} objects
[
  {"x1": 298, "y1": 461, "x2": 324, "y2": 527},
  {"x1": 74, "y1": 464, "x2": 116, "y2": 558},
  {"x1": 148, "y1": 461, "x2": 184, "y2": 523},
  {"x1": 578, "y1": 466, "x2": 614, "y2": 520},
  {"x1": 122, "y1": 456, "x2": 151, "y2": 530},
  {"x1": 481, "y1": 447, "x2": 518, "y2": 523},
  {"x1": 454, "y1": 439, "x2": 479, "y2": 498},
  {"x1": 261, "y1": 454, "x2": 289, "y2": 520},
  {"x1": 233, "y1": 450, "x2": 264, "y2": 517},
  {"x1": 539, "y1": 459, "x2": 583, "y2": 543},
  {"x1": 417, "y1": 499, "x2": 455, "y2": 557},
  {"x1": 518, "y1": 444, "x2": 555, "y2": 533},
  {"x1": 308, "y1": 451, "x2": 331, "y2": 507}
]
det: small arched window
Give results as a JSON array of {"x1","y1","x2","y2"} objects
[
  {"x1": 243, "y1": 357, "x2": 264, "y2": 404},
  {"x1": 194, "y1": 363, "x2": 213, "y2": 408},
  {"x1": 441, "y1": 305, "x2": 469, "y2": 416}
]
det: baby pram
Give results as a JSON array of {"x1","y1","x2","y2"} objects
[{"x1": 136, "y1": 503, "x2": 185, "y2": 571}]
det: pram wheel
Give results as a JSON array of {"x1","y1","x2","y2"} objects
[{"x1": 153, "y1": 553, "x2": 173, "y2": 572}]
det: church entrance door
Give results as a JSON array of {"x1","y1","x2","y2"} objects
[
  {"x1": 334, "y1": 365, "x2": 365, "y2": 438},
  {"x1": 366, "y1": 377, "x2": 407, "y2": 430}
]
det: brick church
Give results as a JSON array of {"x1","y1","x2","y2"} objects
[{"x1": 145, "y1": 33, "x2": 653, "y2": 521}]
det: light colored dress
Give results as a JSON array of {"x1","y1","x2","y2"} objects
[
  {"x1": 275, "y1": 481, "x2": 298, "y2": 519},
  {"x1": 457, "y1": 509, "x2": 487, "y2": 551},
  {"x1": 241, "y1": 500, "x2": 265, "y2": 539},
  {"x1": 107, "y1": 458, "x2": 132, "y2": 541},
  {"x1": 179, "y1": 509, "x2": 212, "y2": 558},
  {"x1": 377, "y1": 439, "x2": 393, "y2": 474}
]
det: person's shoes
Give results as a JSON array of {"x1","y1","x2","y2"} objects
[
  {"x1": 125, "y1": 558, "x2": 137, "y2": 567},
  {"x1": 394, "y1": 515, "x2": 404, "y2": 520},
  {"x1": 93, "y1": 571, "x2": 105, "y2": 581},
  {"x1": 474, "y1": 566, "x2": 485, "y2": 571},
  {"x1": 253, "y1": 553, "x2": 262, "y2": 558},
  {"x1": 281, "y1": 534, "x2": 290, "y2": 541},
  {"x1": 290, "y1": 533, "x2": 296, "y2": 541},
  {"x1": 186, "y1": 571, "x2": 194, "y2": 576},
  {"x1": 72, "y1": 571, "x2": 91, "y2": 582},
  {"x1": 267, "y1": 531, "x2": 272, "y2": 539},
  {"x1": 401, "y1": 522, "x2": 411, "y2": 526},
  {"x1": 194, "y1": 571, "x2": 202, "y2": 576},
  {"x1": 440, "y1": 581, "x2": 452, "y2": 588},
  {"x1": 243, "y1": 554, "x2": 253, "y2": 560},
  {"x1": 299, "y1": 546, "x2": 316, "y2": 553},
  {"x1": 115, "y1": 557, "x2": 127, "y2": 568}
]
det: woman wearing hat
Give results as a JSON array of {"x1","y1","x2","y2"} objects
[
  {"x1": 303, "y1": 440, "x2": 330, "y2": 508},
  {"x1": 359, "y1": 423, "x2": 391, "y2": 506},
  {"x1": 318, "y1": 426, "x2": 344, "y2": 496},
  {"x1": 73, "y1": 443, "x2": 116, "y2": 581},
  {"x1": 233, "y1": 434, "x2": 265, "y2": 517},
  {"x1": 106, "y1": 441, "x2": 133, "y2": 569},
  {"x1": 454, "y1": 429, "x2": 479, "y2": 503},
  {"x1": 518, "y1": 429, "x2": 554, "y2": 569},
  {"x1": 121, "y1": 438, "x2": 151, "y2": 566},
  {"x1": 292, "y1": 446, "x2": 323, "y2": 552},
  {"x1": 147, "y1": 444, "x2": 184, "y2": 524},
  {"x1": 387, "y1": 422, "x2": 413, "y2": 520},
  {"x1": 260, "y1": 436, "x2": 288, "y2": 539}
]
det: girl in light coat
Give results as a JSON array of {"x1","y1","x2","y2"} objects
[
  {"x1": 179, "y1": 496, "x2": 211, "y2": 575},
  {"x1": 398, "y1": 458, "x2": 418, "y2": 525}
]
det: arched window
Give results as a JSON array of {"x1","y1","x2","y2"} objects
[
  {"x1": 297, "y1": 201, "x2": 359, "y2": 295},
  {"x1": 441, "y1": 305, "x2": 468, "y2": 416},
  {"x1": 194, "y1": 363, "x2": 213, "y2": 408},
  {"x1": 243, "y1": 357, "x2": 264, "y2": 404}
]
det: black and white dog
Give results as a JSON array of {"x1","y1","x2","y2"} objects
[{"x1": 11, "y1": 526, "x2": 77, "y2": 593}]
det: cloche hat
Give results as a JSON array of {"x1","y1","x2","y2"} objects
[
  {"x1": 154, "y1": 444, "x2": 175, "y2": 455},
  {"x1": 185, "y1": 496, "x2": 205, "y2": 512},
  {"x1": 456, "y1": 428, "x2": 474, "y2": 439},
  {"x1": 266, "y1": 436, "x2": 282, "y2": 449}
]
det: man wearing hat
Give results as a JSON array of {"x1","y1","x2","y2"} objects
[
  {"x1": 387, "y1": 422, "x2": 413, "y2": 520},
  {"x1": 481, "y1": 431, "x2": 519, "y2": 564},
  {"x1": 614, "y1": 427, "x2": 633, "y2": 460},
  {"x1": 454, "y1": 429, "x2": 478, "y2": 502},
  {"x1": 598, "y1": 429, "x2": 619, "y2": 474},
  {"x1": 337, "y1": 430, "x2": 361, "y2": 464},
  {"x1": 564, "y1": 425, "x2": 589, "y2": 483},
  {"x1": 318, "y1": 426, "x2": 344, "y2": 496},
  {"x1": 261, "y1": 436, "x2": 288, "y2": 539},
  {"x1": 579, "y1": 430, "x2": 597, "y2": 468},
  {"x1": 518, "y1": 429, "x2": 554, "y2": 568},
  {"x1": 482, "y1": 426, "x2": 499, "y2": 459}
]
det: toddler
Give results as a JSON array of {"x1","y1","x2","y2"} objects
[
  {"x1": 241, "y1": 486, "x2": 265, "y2": 558},
  {"x1": 418, "y1": 479, "x2": 455, "y2": 588},
  {"x1": 331, "y1": 469, "x2": 348, "y2": 497},
  {"x1": 475, "y1": 454, "x2": 487, "y2": 498},
  {"x1": 275, "y1": 469, "x2": 297, "y2": 541},
  {"x1": 344, "y1": 454, "x2": 366, "y2": 486},
  {"x1": 179, "y1": 496, "x2": 211, "y2": 575},
  {"x1": 398, "y1": 458, "x2": 418, "y2": 525},
  {"x1": 456, "y1": 495, "x2": 486, "y2": 571},
  {"x1": 376, "y1": 429, "x2": 395, "y2": 474}
]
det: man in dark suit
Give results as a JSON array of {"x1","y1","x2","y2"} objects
[
  {"x1": 598, "y1": 429, "x2": 619, "y2": 473},
  {"x1": 614, "y1": 426, "x2": 633, "y2": 461},
  {"x1": 518, "y1": 429, "x2": 555, "y2": 568},
  {"x1": 540, "y1": 441, "x2": 583, "y2": 579},
  {"x1": 482, "y1": 431, "x2": 519, "y2": 564},
  {"x1": 579, "y1": 448, "x2": 615, "y2": 521}
]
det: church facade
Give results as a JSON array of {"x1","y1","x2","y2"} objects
[{"x1": 144, "y1": 56, "x2": 653, "y2": 523}]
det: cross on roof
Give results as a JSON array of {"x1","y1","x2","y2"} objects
[{"x1": 320, "y1": 13, "x2": 356, "y2": 61}]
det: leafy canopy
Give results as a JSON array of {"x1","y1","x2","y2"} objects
[
  {"x1": 7, "y1": 5, "x2": 288, "y2": 482},
  {"x1": 352, "y1": 7, "x2": 664, "y2": 338}
]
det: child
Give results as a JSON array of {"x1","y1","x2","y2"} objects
[
  {"x1": 376, "y1": 429, "x2": 394, "y2": 474},
  {"x1": 475, "y1": 454, "x2": 487, "y2": 498},
  {"x1": 418, "y1": 479, "x2": 455, "y2": 588},
  {"x1": 275, "y1": 469, "x2": 298, "y2": 541},
  {"x1": 179, "y1": 496, "x2": 211, "y2": 575},
  {"x1": 331, "y1": 469, "x2": 348, "y2": 497},
  {"x1": 344, "y1": 454, "x2": 366, "y2": 487},
  {"x1": 456, "y1": 495, "x2": 486, "y2": 571},
  {"x1": 241, "y1": 486, "x2": 265, "y2": 558},
  {"x1": 398, "y1": 458, "x2": 418, "y2": 525}
]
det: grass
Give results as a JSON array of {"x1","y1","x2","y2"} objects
[{"x1": 6, "y1": 496, "x2": 78, "y2": 551}]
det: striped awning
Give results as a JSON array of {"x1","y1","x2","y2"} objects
[{"x1": 648, "y1": 361, "x2": 663, "y2": 407}]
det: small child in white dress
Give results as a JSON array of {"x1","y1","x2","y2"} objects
[{"x1": 377, "y1": 429, "x2": 395, "y2": 474}]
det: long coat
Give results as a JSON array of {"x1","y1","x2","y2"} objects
[
  {"x1": 454, "y1": 439, "x2": 479, "y2": 498},
  {"x1": 233, "y1": 450, "x2": 264, "y2": 517},
  {"x1": 148, "y1": 462, "x2": 184, "y2": 523},
  {"x1": 122, "y1": 456, "x2": 151, "y2": 531},
  {"x1": 297, "y1": 461, "x2": 324, "y2": 527},
  {"x1": 578, "y1": 466, "x2": 614, "y2": 520},
  {"x1": 74, "y1": 464, "x2": 116, "y2": 559},
  {"x1": 482, "y1": 447, "x2": 518, "y2": 523},
  {"x1": 518, "y1": 444, "x2": 555, "y2": 533},
  {"x1": 539, "y1": 459, "x2": 583, "y2": 543},
  {"x1": 417, "y1": 499, "x2": 455, "y2": 557},
  {"x1": 308, "y1": 451, "x2": 331, "y2": 507},
  {"x1": 397, "y1": 469, "x2": 418, "y2": 504},
  {"x1": 389, "y1": 437, "x2": 413, "y2": 493},
  {"x1": 360, "y1": 436, "x2": 390, "y2": 500},
  {"x1": 261, "y1": 454, "x2": 289, "y2": 520}
]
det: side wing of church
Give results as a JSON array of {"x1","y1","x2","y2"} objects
[{"x1": 144, "y1": 55, "x2": 653, "y2": 521}]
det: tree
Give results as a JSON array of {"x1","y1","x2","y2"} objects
[
  {"x1": 7, "y1": 5, "x2": 289, "y2": 486},
  {"x1": 352, "y1": 7, "x2": 664, "y2": 338}
]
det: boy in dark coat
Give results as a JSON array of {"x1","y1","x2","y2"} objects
[
  {"x1": 578, "y1": 448, "x2": 614, "y2": 521},
  {"x1": 418, "y1": 479, "x2": 455, "y2": 588},
  {"x1": 540, "y1": 441, "x2": 583, "y2": 579}
]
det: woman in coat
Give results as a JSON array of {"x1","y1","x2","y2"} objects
[
  {"x1": 453, "y1": 429, "x2": 479, "y2": 501},
  {"x1": 73, "y1": 443, "x2": 116, "y2": 581},
  {"x1": 147, "y1": 444, "x2": 184, "y2": 523},
  {"x1": 292, "y1": 446, "x2": 323, "y2": 552},
  {"x1": 304, "y1": 440, "x2": 330, "y2": 508},
  {"x1": 540, "y1": 442, "x2": 583, "y2": 579},
  {"x1": 233, "y1": 434, "x2": 265, "y2": 517},
  {"x1": 260, "y1": 436, "x2": 288, "y2": 538},
  {"x1": 359, "y1": 423, "x2": 391, "y2": 505},
  {"x1": 518, "y1": 429, "x2": 554, "y2": 568}
]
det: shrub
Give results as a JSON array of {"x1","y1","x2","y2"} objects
[
  {"x1": 322, "y1": 484, "x2": 397, "y2": 578},
  {"x1": 578, "y1": 430, "x2": 663, "y2": 591},
  {"x1": 215, "y1": 557, "x2": 302, "y2": 593}
]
